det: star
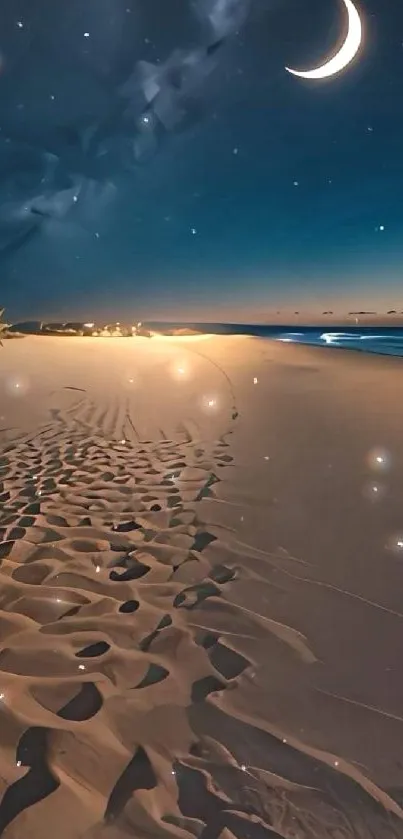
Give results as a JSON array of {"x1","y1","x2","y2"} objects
[{"x1": 16, "y1": 20, "x2": 24, "y2": 29}]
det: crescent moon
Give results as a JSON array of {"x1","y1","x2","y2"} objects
[{"x1": 285, "y1": 0, "x2": 362, "y2": 80}]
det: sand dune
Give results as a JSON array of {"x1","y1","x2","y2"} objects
[{"x1": 0, "y1": 335, "x2": 403, "y2": 837}]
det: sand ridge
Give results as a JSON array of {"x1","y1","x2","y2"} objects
[{"x1": 0, "y1": 336, "x2": 402, "y2": 838}]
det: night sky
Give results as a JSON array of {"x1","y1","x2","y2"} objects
[{"x1": 0, "y1": 0, "x2": 402, "y2": 322}]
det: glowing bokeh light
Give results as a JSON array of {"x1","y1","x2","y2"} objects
[
  {"x1": 5, "y1": 376, "x2": 30, "y2": 396},
  {"x1": 367, "y1": 447, "x2": 391, "y2": 472},
  {"x1": 170, "y1": 360, "x2": 191, "y2": 381}
]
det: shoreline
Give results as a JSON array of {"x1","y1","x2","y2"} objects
[{"x1": 4, "y1": 321, "x2": 403, "y2": 363}]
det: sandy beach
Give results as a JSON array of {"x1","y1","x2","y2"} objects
[{"x1": 0, "y1": 333, "x2": 403, "y2": 837}]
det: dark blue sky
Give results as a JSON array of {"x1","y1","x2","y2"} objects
[{"x1": 0, "y1": 0, "x2": 402, "y2": 321}]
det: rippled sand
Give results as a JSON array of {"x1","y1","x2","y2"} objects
[{"x1": 0, "y1": 334, "x2": 403, "y2": 838}]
